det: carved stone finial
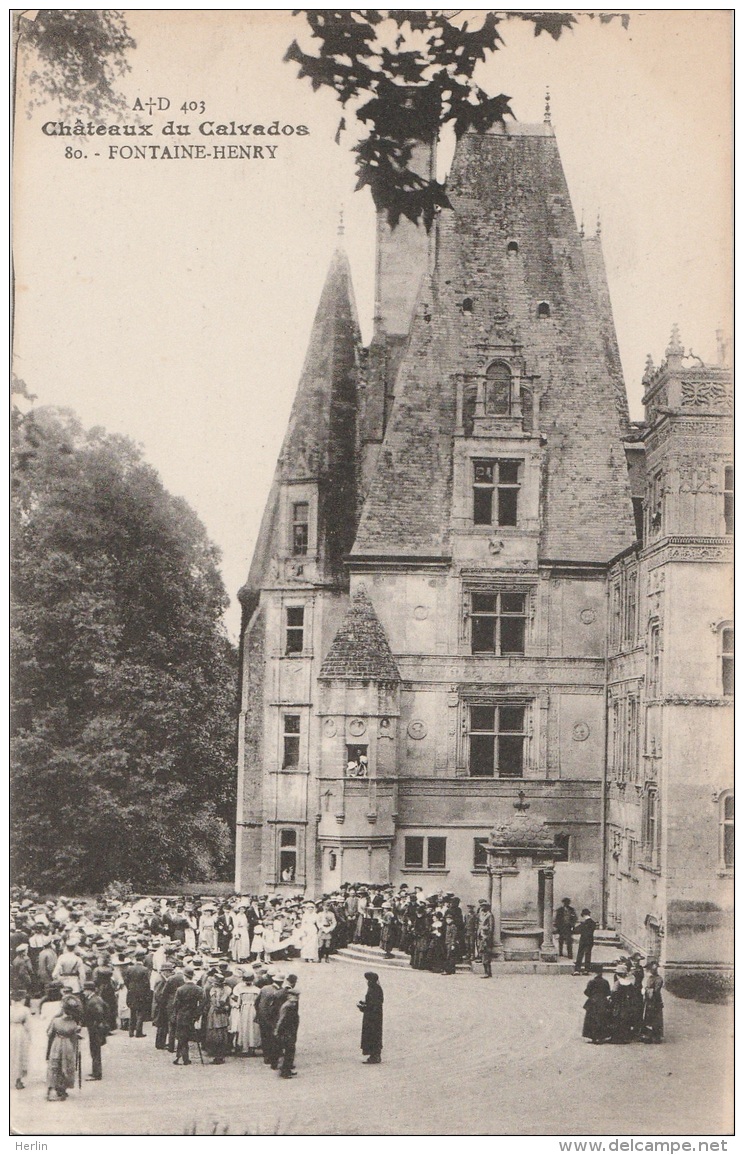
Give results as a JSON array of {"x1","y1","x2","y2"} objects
[
  {"x1": 642, "y1": 353, "x2": 655, "y2": 385},
  {"x1": 337, "y1": 206, "x2": 345, "y2": 238},
  {"x1": 544, "y1": 87, "x2": 551, "y2": 125},
  {"x1": 579, "y1": 208, "x2": 585, "y2": 239},
  {"x1": 666, "y1": 323, "x2": 684, "y2": 358},
  {"x1": 596, "y1": 210, "x2": 602, "y2": 239}
]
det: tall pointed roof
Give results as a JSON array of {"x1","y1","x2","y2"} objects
[
  {"x1": 239, "y1": 245, "x2": 361, "y2": 602},
  {"x1": 279, "y1": 246, "x2": 361, "y2": 484},
  {"x1": 354, "y1": 123, "x2": 636, "y2": 564},
  {"x1": 319, "y1": 587, "x2": 400, "y2": 681}
]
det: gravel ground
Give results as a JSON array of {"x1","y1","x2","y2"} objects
[{"x1": 11, "y1": 959, "x2": 733, "y2": 1136}]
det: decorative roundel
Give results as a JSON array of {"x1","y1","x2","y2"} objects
[
  {"x1": 579, "y1": 608, "x2": 596, "y2": 625},
  {"x1": 572, "y1": 722, "x2": 590, "y2": 742},
  {"x1": 323, "y1": 718, "x2": 337, "y2": 738},
  {"x1": 413, "y1": 605, "x2": 429, "y2": 620},
  {"x1": 348, "y1": 718, "x2": 367, "y2": 737},
  {"x1": 407, "y1": 720, "x2": 427, "y2": 740},
  {"x1": 379, "y1": 717, "x2": 390, "y2": 730}
]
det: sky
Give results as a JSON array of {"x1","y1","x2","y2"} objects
[{"x1": 12, "y1": 10, "x2": 732, "y2": 639}]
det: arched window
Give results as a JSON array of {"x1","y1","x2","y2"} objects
[
  {"x1": 507, "y1": 240, "x2": 519, "y2": 255},
  {"x1": 484, "y1": 361, "x2": 511, "y2": 416},
  {"x1": 461, "y1": 297, "x2": 473, "y2": 314},
  {"x1": 720, "y1": 792, "x2": 734, "y2": 869},
  {"x1": 537, "y1": 301, "x2": 551, "y2": 319}
]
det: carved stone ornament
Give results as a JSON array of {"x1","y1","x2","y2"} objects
[
  {"x1": 407, "y1": 720, "x2": 427, "y2": 740},
  {"x1": 579, "y1": 608, "x2": 596, "y2": 625},
  {"x1": 572, "y1": 722, "x2": 590, "y2": 742},
  {"x1": 413, "y1": 605, "x2": 429, "y2": 620},
  {"x1": 348, "y1": 718, "x2": 366, "y2": 737},
  {"x1": 323, "y1": 718, "x2": 337, "y2": 738},
  {"x1": 488, "y1": 538, "x2": 505, "y2": 555}
]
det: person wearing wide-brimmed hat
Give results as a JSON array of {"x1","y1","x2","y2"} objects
[
  {"x1": 640, "y1": 960, "x2": 664, "y2": 1043},
  {"x1": 46, "y1": 996, "x2": 82, "y2": 1101},
  {"x1": 358, "y1": 971, "x2": 383, "y2": 1064},
  {"x1": 609, "y1": 964, "x2": 637, "y2": 1043},
  {"x1": 10, "y1": 989, "x2": 31, "y2": 1089}
]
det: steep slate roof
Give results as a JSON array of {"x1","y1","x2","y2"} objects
[
  {"x1": 353, "y1": 122, "x2": 636, "y2": 564},
  {"x1": 319, "y1": 587, "x2": 400, "y2": 681},
  {"x1": 239, "y1": 246, "x2": 361, "y2": 603}
]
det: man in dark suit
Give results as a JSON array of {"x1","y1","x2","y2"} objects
[
  {"x1": 83, "y1": 980, "x2": 109, "y2": 1079},
  {"x1": 554, "y1": 897, "x2": 577, "y2": 959},
  {"x1": 255, "y1": 975, "x2": 284, "y2": 1068},
  {"x1": 161, "y1": 958, "x2": 185, "y2": 1052},
  {"x1": 274, "y1": 990, "x2": 300, "y2": 1078},
  {"x1": 172, "y1": 966, "x2": 204, "y2": 1065},
  {"x1": 573, "y1": 908, "x2": 597, "y2": 975},
  {"x1": 124, "y1": 949, "x2": 151, "y2": 1038}
]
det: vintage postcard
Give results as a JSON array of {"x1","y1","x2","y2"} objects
[{"x1": 11, "y1": 9, "x2": 733, "y2": 1143}]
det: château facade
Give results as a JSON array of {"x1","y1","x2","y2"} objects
[{"x1": 235, "y1": 118, "x2": 732, "y2": 984}]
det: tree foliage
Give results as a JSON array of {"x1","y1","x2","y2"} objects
[
  {"x1": 285, "y1": 9, "x2": 628, "y2": 228},
  {"x1": 16, "y1": 9, "x2": 136, "y2": 118},
  {"x1": 11, "y1": 406, "x2": 237, "y2": 893}
]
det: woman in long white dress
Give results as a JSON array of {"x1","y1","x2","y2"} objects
[
  {"x1": 184, "y1": 908, "x2": 197, "y2": 953},
  {"x1": 250, "y1": 920, "x2": 265, "y2": 961},
  {"x1": 10, "y1": 992, "x2": 31, "y2": 1089},
  {"x1": 299, "y1": 903, "x2": 320, "y2": 963},
  {"x1": 198, "y1": 906, "x2": 217, "y2": 953},
  {"x1": 233, "y1": 973, "x2": 260, "y2": 1054},
  {"x1": 231, "y1": 906, "x2": 252, "y2": 962}
]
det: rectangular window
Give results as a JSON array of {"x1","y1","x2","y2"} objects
[
  {"x1": 282, "y1": 714, "x2": 300, "y2": 768},
  {"x1": 624, "y1": 570, "x2": 637, "y2": 646},
  {"x1": 473, "y1": 837, "x2": 489, "y2": 870},
  {"x1": 648, "y1": 471, "x2": 663, "y2": 538},
  {"x1": 292, "y1": 501, "x2": 309, "y2": 556},
  {"x1": 279, "y1": 828, "x2": 297, "y2": 882},
  {"x1": 644, "y1": 790, "x2": 658, "y2": 864},
  {"x1": 285, "y1": 606, "x2": 304, "y2": 654},
  {"x1": 427, "y1": 837, "x2": 447, "y2": 869},
  {"x1": 469, "y1": 704, "x2": 526, "y2": 778},
  {"x1": 724, "y1": 467, "x2": 734, "y2": 535},
  {"x1": 345, "y1": 745, "x2": 368, "y2": 776},
  {"x1": 470, "y1": 591, "x2": 527, "y2": 655},
  {"x1": 628, "y1": 697, "x2": 639, "y2": 782},
  {"x1": 404, "y1": 836, "x2": 447, "y2": 870},
  {"x1": 473, "y1": 461, "x2": 494, "y2": 525},
  {"x1": 722, "y1": 627, "x2": 734, "y2": 696},
  {"x1": 610, "y1": 581, "x2": 622, "y2": 650},
  {"x1": 722, "y1": 794, "x2": 734, "y2": 869},
  {"x1": 473, "y1": 460, "x2": 520, "y2": 527},
  {"x1": 648, "y1": 623, "x2": 661, "y2": 698},
  {"x1": 404, "y1": 836, "x2": 424, "y2": 868},
  {"x1": 554, "y1": 833, "x2": 570, "y2": 860}
]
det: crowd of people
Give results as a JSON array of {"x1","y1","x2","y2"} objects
[
  {"x1": 582, "y1": 955, "x2": 664, "y2": 1045},
  {"x1": 9, "y1": 882, "x2": 663, "y2": 1097}
]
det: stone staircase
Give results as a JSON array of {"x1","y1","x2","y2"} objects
[{"x1": 332, "y1": 929, "x2": 623, "y2": 976}]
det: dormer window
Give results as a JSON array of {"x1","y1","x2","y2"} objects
[
  {"x1": 537, "y1": 301, "x2": 551, "y2": 319},
  {"x1": 473, "y1": 459, "x2": 520, "y2": 527},
  {"x1": 484, "y1": 361, "x2": 511, "y2": 416},
  {"x1": 292, "y1": 502, "x2": 309, "y2": 556}
]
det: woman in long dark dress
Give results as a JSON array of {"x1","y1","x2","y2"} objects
[
  {"x1": 641, "y1": 960, "x2": 664, "y2": 1043},
  {"x1": 609, "y1": 966, "x2": 637, "y2": 1043},
  {"x1": 582, "y1": 967, "x2": 611, "y2": 1043},
  {"x1": 46, "y1": 998, "x2": 81, "y2": 1101},
  {"x1": 358, "y1": 971, "x2": 383, "y2": 1064}
]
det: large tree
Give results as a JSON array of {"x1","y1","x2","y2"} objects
[{"x1": 11, "y1": 403, "x2": 237, "y2": 893}]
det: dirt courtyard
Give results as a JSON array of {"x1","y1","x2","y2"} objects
[{"x1": 11, "y1": 958, "x2": 733, "y2": 1136}]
